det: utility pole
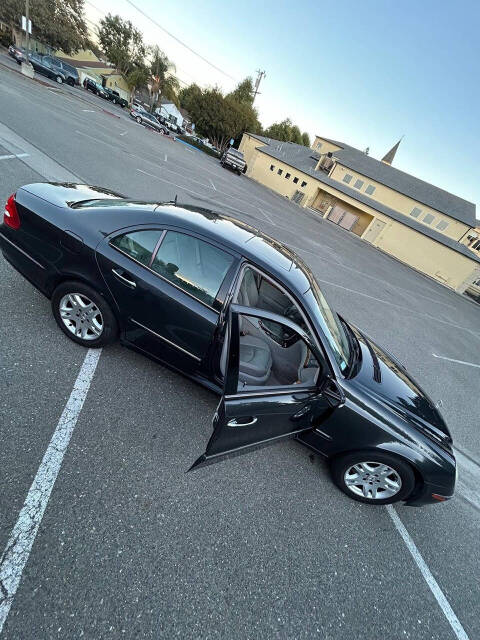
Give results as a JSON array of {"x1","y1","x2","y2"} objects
[
  {"x1": 253, "y1": 69, "x2": 266, "y2": 103},
  {"x1": 25, "y1": 0, "x2": 29, "y2": 59}
]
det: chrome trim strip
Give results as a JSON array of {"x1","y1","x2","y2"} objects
[
  {"x1": 130, "y1": 318, "x2": 202, "y2": 362},
  {"x1": 109, "y1": 242, "x2": 219, "y2": 314},
  {"x1": 0, "y1": 233, "x2": 45, "y2": 269},
  {"x1": 225, "y1": 387, "x2": 317, "y2": 400}
]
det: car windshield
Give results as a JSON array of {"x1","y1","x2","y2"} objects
[{"x1": 309, "y1": 277, "x2": 351, "y2": 373}]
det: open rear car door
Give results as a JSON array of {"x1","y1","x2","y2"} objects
[{"x1": 190, "y1": 304, "x2": 344, "y2": 470}]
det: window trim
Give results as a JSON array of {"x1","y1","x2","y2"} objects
[
  {"x1": 108, "y1": 226, "x2": 238, "y2": 313},
  {"x1": 342, "y1": 174, "x2": 353, "y2": 184},
  {"x1": 353, "y1": 179, "x2": 364, "y2": 190},
  {"x1": 228, "y1": 262, "x2": 330, "y2": 377},
  {"x1": 365, "y1": 184, "x2": 375, "y2": 195},
  {"x1": 423, "y1": 213, "x2": 435, "y2": 225}
]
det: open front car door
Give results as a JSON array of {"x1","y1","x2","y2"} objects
[{"x1": 190, "y1": 304, "x2": 343, "y2": 470}]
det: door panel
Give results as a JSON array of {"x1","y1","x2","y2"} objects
[
  {"x1": 96, "y1": 235, "x2": 220, "y2": 374},
  {"x1": 191, "y1": 305, "x2": 335, "y2": 470},
  {"x1": 363, "y1": 219, "x2": 386, "y2": 244},
  {"x1": 338, "y1": 211, "x2": 358, "y2": 231}
]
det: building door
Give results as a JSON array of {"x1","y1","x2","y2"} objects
[
  {"x1": 338, "y1": 211, "x2": 358, "y2": 231},
  {"x1": 292, "y1": 190, "x2": 305, "y2": 205},
  {"x1": 362, "y1": 218, "x2": 386, "y2": 244},
  {"x1": 327, "y1": 205, "x2": 359, "y2": 231}
]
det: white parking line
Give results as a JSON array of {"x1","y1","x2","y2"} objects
[
  {"x1": 81, "y1": 109, "x2": 95, "y2": 112},
  {"x1": 164, "y1": 153, "x2": 167, "y2": 162},
  {"x1": 120, "y1": 131, "x2": 128, "y2": 136},
  {"x1": 386, "y1": 505, "x2": 469, "y2": 640},
  {"x1": 257, "y1": 206, "x2": 275, "y2": 225},
  {"x1": 0, "y1": 153, "x2": 29, "y2": 161},
  {"x1": 0, "y1": 349, "x2": 101, "y2": 633},
  {"x1": 209, "y1": 179, "x2": 216, "y2": 191},
  {"x1": 432, "y1": 353, "x2": 480, "y2": 368}
]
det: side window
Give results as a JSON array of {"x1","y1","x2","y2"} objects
[
  {"x1": 151, "y1": 231, "x2": 234, "y2": 306},
  {"x1": 110, "y1": 229, "x2": 163, "y2": 266},
  {"x1": 235, "y1": 313, "x2": 320, "y2": 390}
]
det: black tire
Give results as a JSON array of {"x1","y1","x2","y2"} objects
[
  {"x1": 56, "y1": 75, "x2": 63, "y2": 84},
  {"x1": 67, "y1": 78, "x2": 74, "y2": 87},
  {"x1": 330, "y1": 450, "x2": 415, "y2": 505},
  {"x1": 51, "y1": 281, "x2": 118, "y2": 348},
  {"x1": 136, "y1": 116, "x2": 142, "y2": 124}
]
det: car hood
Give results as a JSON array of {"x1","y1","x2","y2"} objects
[{"x1": 349, "y1": 326, "x2": 452, "y2": 443}]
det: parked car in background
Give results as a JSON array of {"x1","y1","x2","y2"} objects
[
  {"x1": 42, "y1": 55, "x2": 79, "y2": 86},
  {"x1": 130, "y1": 108, "x2": 169, "y2": 134},
  {"x1": 8, "y1": 45, "x2": 25, "y2": 64},
  {"x1": 220, "y1": 147, "x2": 247, "y2": 175},
  {"x1": 0, "y1": 183, "x2": 457, "y2": 507},
  {"x1": 28, "y1": 52, "x2": 66, "y2": 84},
  {"x1": 104, "y1": 88, "x2": 129, "y2": 108},
  {"x1": 84, "y1": 78, "x2": 108, "y2": 99}
]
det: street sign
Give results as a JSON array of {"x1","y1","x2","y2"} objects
[
  {"x1": 229, "y1": 138, "x2": 234, "y2": 146},
  {"x1": 21, "y1": 16, "x2": 32, "y2": 34}
]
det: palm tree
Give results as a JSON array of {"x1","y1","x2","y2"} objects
[{"x1": 148, "y1": 46, "x2": 180, "y2": 113}]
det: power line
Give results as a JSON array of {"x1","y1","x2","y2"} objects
[{"x1": 123, "y1": 0, "x2": 237, "y2": 82}]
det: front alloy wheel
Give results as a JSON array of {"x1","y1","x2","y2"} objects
[
  {"x1": 331, "y1": 451, "x2": 415, "y2": 505},
  {"x1": 56, "y1": 75, "x2": 63, "y2": 84},
  {"x1": 344, "y1": 462, "x2": 401, "y2": 500}
]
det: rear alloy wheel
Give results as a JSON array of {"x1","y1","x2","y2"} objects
[
  {"x1": 56, "y1": 75, "x2": 63, "y2": 84},
  {"x1": 330, "y1": 451, "x2": 415, "y2": 505},
  {"x1": 52, "y1": 281, "x2": 118, "y2": 348},
  {"x1": 136, "y1": 116, "x2": 142, "y2": 124}
]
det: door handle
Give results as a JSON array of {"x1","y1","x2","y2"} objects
[
  {"x1": 227, "y1": 417, "x2": 257, "y2": 427},
  {"x1": 111, "y1": 268, "x2": 136, "y2": 288}
]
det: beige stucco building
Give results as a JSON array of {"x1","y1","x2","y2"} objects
[{"x1": 239, "y1": 133, "x2": 480, "y2": 295}]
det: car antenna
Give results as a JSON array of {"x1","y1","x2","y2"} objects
[{"x1": 174, "y1": 194, "x2": 177, "y2": 206}]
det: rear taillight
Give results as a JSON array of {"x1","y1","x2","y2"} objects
[{"x1": 4, "y1": 193, "x2": 21, "y2": 229}]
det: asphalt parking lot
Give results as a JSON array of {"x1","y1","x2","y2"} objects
[{"x1": 0, "y1": 62, "x2": 479, "y2": 640}]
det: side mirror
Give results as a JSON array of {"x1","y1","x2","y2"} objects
[{"x1": 322, "y1": 377, "x2": 345, "y2": 408}]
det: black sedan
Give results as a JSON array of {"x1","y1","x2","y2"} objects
[{"x1": 0, "y1": 183, "x2": 457, "y2": 506}]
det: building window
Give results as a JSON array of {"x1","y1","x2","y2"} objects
[
  {"x1": 285, "y1": 173, "x2": 291, "y2": 179},
  {"x1": 423, "y1": 213, "x2": 435, "y2": 225},
  {"x1": 436, "y1": 220, "x2": 449, "y2": 231},
  {"x1": 293, "y1": 177, "x2": 299, "y2": 184},
  {"x1": 270, "y1": 164, "x2": 275, "y2": 171},
  {"x1": 365, "y1": 184, "x2": 376, "y2": 195},
  {"x1": 316, "y1": 142, "x2": 322, "y2": 150},
  {"x1": 354, "y1": 179, "x2": 364, "y2": 189},
  {"x1": 277, "y1": 168, "x2": 283, "y2": 176},
  {"x1": 301, "y1": 181, "x2": 307, "y2": 187},
  {"x1": 410, "y1": 207, "x2": 422, "y2": 218},
  {"x1": 343, "y1": 174, "x2": 353, "y2": 184}
]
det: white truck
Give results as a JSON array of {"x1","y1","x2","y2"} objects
[{"x1": 220, "y1": 147, "x2": 246, "y2": 175}]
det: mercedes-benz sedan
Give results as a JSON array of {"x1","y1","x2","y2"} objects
[{"x1": 0, "y1": 183, "x2": 457, "y2": 506}]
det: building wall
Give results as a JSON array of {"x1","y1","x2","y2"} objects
[
  {"x1": 329, "y1": 162, "x2": 469, "y2": 241},
  {"x1": 102, "y1": 73, "x2": 129, "y2": 99},
  {"x1": 239, "y1": 135, "x2": 479, "y2": 292},
  {"x1": 375, "y1": 219, "x2": 479, "y2": 290},
  {"x1": 56, "y1": 49, "x2": 101, "y2": 63},
  {"x1": 157, "y1": 104, "x2": 183, "y2": 127},
  {"x1": 312, "y1": 136, "x2": 342, "y2": 154}
]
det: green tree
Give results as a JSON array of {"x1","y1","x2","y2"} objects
[
  {"x1": 98, "y1": 14, "x2": 146, "y2": 76},
  {"x1": 179, "y1": 79, "x2": 262, "y2": 148},
  {"x1": 125, "y1": 66, "x2": 150, "y2": 105},
  {"x1": 149, "y1": 45, "x2": 180, "y2": 112},
  {"x1": 0, "y1": 0, "x2": 88, "y2": 54},
  {"x1": 226, "y1": 77, "x2": 254, "y2": 105},
  {"x1": 264, "y1": 118, "x2": 310, "y2": 146}
]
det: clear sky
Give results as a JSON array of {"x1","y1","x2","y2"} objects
[{"x1": 86, "y1": 0, "x2": 480, "y2": 218}]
